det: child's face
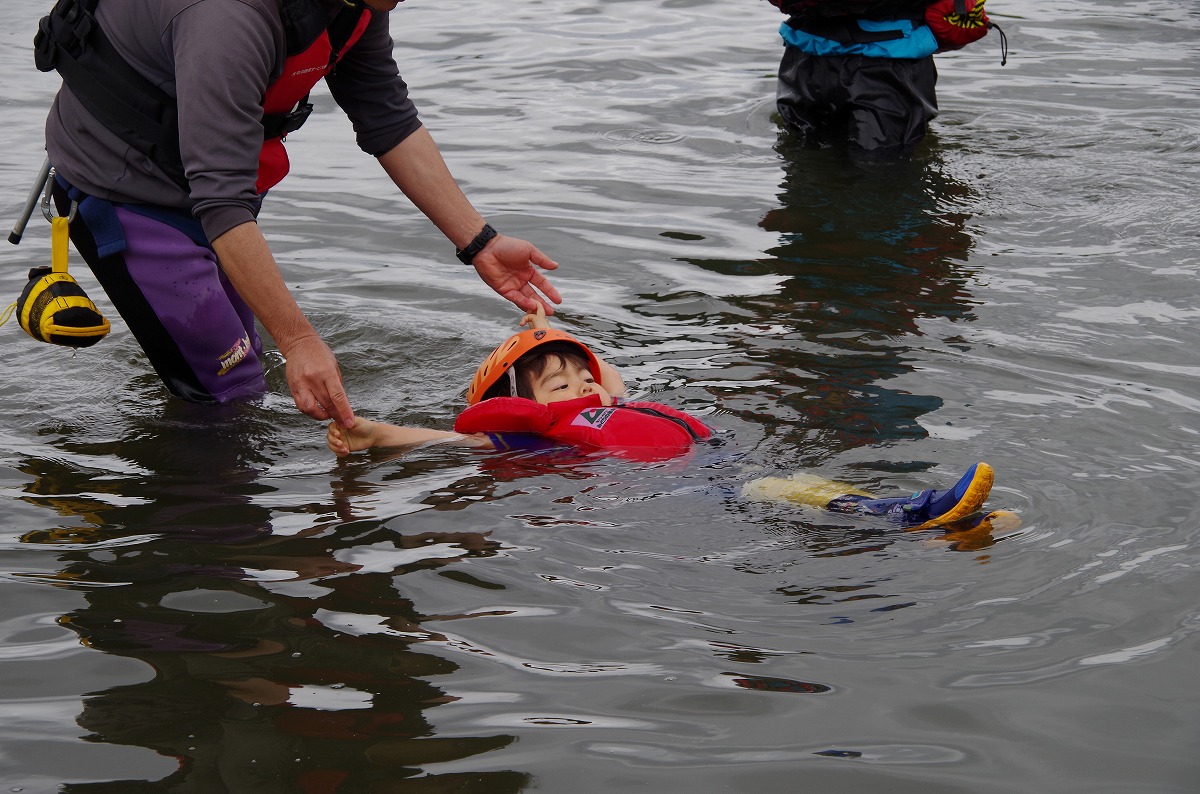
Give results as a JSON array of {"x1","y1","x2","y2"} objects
[{"x1": 530, "y1": 357, "x2": 612, "y2": 406}]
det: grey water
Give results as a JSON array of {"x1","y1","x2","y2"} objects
[{"x1": 2, "y1": 0, "x2": 1198, "y2": 791}]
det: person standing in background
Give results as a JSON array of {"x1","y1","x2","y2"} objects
[{"x1": 765, "y1": 0, "x2": 997, "y2": 150}]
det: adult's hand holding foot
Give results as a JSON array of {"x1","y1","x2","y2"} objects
[{"x1": 283, "y1": 334, "x2": 355, "y2": 427}]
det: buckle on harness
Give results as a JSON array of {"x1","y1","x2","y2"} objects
[{"x1": 266, "y1": 101, "x2": 314, "y2": 140}]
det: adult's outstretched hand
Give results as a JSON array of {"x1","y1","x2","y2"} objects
[{"x1": 471, "y1": 233, "x2": 562, "y2": 316}]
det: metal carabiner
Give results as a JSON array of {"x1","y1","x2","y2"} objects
[{"x1": 41, "y1": 166, "x2": 78, "y2": 225}]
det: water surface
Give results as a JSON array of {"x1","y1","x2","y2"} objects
[{"x1": 1, "y1": 1, "x2": 1198, "y2": 791}]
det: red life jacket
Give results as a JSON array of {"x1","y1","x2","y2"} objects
[
  {"x1": 257, "y1": 5, "x2": 373, "y2": 192},
  {"x1": 454, "y1": 395, "x2": 714, "y2": 462}
]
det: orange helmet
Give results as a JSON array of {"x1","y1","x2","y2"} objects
[{"x1": 465, "y1": 328, "x2": 602, "y2": 405}]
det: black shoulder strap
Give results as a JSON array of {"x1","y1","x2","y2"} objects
[
  {"x1": 280, "y1": 0, "x2": 329, "y2": 54},
  {"x1": 328, "y1": 3, "x2": 368, "y2": 56},
  {"x1": 35, "y1": 0, "x2": 188, "y2": 190},
  {"x1": 280, "y1": 0, "x2": 365, "y2": 58}
]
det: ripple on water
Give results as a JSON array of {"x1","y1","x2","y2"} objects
[{"x1": 2, "y1": 0, "x2": 1200, "y2": 789}]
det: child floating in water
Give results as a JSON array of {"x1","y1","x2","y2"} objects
[
  {"x1": 327, "y1": 305, "x2": 708, "y2": 462},
  {"x1": 327, "y1": 307, "x2": 998, "y2": 530}
]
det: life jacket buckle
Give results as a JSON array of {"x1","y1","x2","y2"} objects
[{"x1": 273, "y1": 101, "x2": 314, "y2": 140}]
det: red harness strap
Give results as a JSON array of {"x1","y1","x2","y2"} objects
[{"x1": 257, "y1": 7, "x2": 373, "y2": 192}]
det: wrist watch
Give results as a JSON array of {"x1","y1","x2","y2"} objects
[{"x1": 456, "y1": 223, "x2": 498, "y2": 265}]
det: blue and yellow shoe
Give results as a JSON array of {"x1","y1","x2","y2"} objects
[{"x1": 828, "y1": 462, "x2": 994, "y2": 528}]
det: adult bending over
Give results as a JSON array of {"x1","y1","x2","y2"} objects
[{"x1": 36, "y1": 0, "x2": 560, "y2": 426}]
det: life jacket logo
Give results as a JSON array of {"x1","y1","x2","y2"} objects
[
  {"x1": 217, "y1": 335, "x2": 252, "y2": 376},
  {"x1": 573, "y1": 407, "x2": 616, "y2": 429}
]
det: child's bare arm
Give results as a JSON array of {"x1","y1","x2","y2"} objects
[{"x1": 327, "y1": 419, "x2": 493, "y2": 456}]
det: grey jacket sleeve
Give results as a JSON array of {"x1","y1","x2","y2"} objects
[{"x1": 171, "y1": 1, "x2": 281, "y2": 242}]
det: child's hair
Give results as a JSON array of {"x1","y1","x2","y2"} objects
[{"x1": 479, "y1": 342, "x2": 592, "y2": 402}]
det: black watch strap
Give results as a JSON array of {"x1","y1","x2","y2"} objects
[{"x1": 455, "y1": 223, "x2": 498, "y2": 265}]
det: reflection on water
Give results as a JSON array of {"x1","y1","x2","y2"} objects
[
  {"x1": 694, "y1": 135, "x2": 978, "y2": 471},
  {"x1": 15, "y1": 419, "x2": 528, "y2": 791},
  {"x1": 8, "y1": 390, "x2": 1011, "y2": 788}
]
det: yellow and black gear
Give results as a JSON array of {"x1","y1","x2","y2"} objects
[{"x1": 5, "y1": 213, "x2": 109, "y2": 348}]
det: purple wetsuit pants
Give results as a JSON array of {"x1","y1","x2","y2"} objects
[{"x1": 55, "y1": 181, "x2": 267, "y2": 404}]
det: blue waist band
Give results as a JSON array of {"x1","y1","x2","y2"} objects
[{"x1": 780, "y1": 19, "x2": 938, "y2": 59}]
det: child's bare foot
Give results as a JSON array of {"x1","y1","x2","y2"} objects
[
  {"x1": 327, "y1": 420, "x2": 379, "y2": 456},
  {"x1": 326, "y1": 422, "x2": 351, "y2": 456}
]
